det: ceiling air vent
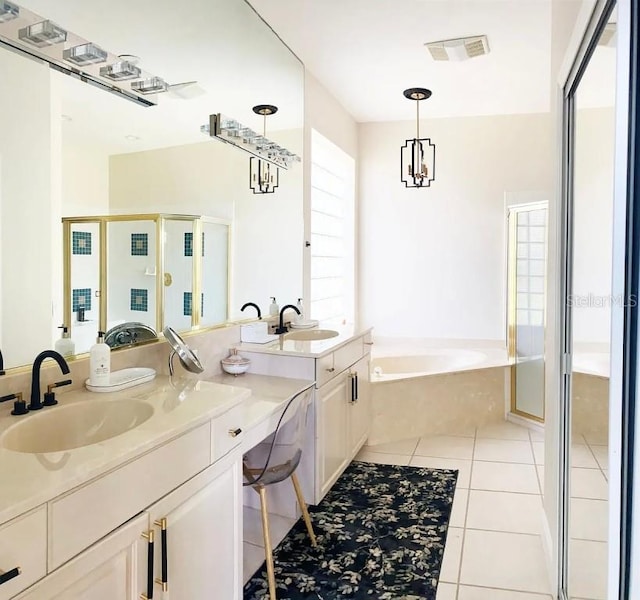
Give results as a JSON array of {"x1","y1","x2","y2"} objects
[{"x1": 424, "y1": 35, "x2": 490, "y2": 61}]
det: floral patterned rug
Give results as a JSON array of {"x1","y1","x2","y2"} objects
[{"x1": 243, "y1": 460, "x2": 458, "y2": 599}]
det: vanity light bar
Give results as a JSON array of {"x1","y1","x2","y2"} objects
[
  {"x1": 99, "y1": 60, "x2": 142, "y2": 81},
  {"x1": 201, "y1": 113, "x2": 301, "y2": 170},
  {"x1": 131, "y1": 76, "x2": 168, "y2": 95},
  {"x1": 0, "y1": 1, "x2": 19, "y2": 22},
  {"x1": 63, "y1": 42, "x2": 107, "y2": 66},
  {"x1": 18, "y1": 20, "x2": 67, "y2": 47}
]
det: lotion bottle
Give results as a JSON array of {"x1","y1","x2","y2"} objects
[
  {"x1": 295, "y1": 298, "x2": 304, "y2": 323},
  {"x1": 89, "y1": 331, "x2": 111, "y2": 386},
  {"x1": 269, "y1": 297, "x2": 279, "y2": 317},
  {"x1": 54, "y1": 325, "x2": 75, "y2": 358}
]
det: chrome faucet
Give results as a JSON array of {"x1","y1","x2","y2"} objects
[
  {"x1": 241, "y1": 302, "x2": 262, "y2": 319},
  {"x1": 274, "y1": 304, "x2": 300, "y2": 335},
  {"x1": 29, "y1": 350, "x2": 70, "y2": 411}
]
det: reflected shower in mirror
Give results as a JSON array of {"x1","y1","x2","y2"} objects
[
  {"x1": 0, "y1": 0, "x2": 304, "y2": 370},
  {"x1": 568, "y1": 8, "x2": 616, "y2": 598}
]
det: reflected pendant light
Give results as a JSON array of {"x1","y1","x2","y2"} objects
[
  {"x1": 401, "y1": 87, "x2": 436, "y2": 188},
  {"x1": 250, "y1": 104, "x2": 279, "y2": 194}
]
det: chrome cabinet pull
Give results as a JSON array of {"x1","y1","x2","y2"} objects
[
  {"x1": 154, "y1": 518, "x2": 168, "y2": 591},
  {"x1": 140, "y1": 530, "x2": 155, "y2": 600},
  {"x1": 326, "y1": 367, "x2": 335, "y2": 372},
  {"x1": 228, "y1": 428, "x2": 242, "y2": 437},
  {"x1": 0, "y1": 567, "x2": 21, "y2": 586}
]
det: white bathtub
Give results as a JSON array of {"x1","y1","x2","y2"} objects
[{"x1": 370, "y1": 349, "x2": 489, "y2": 381}]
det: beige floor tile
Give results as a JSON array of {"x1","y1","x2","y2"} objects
[
  {"x1": 590, "y1": 445, "x2": 608, "y2": 470},
  {"x1": 571, "y1": 468, "x2": 608, "y2": 500},
  {"x1": 436, "y1": 582, "x2": 458, "y2": 600},
  {"x1": 583, "y1": 431, "x2": 608, "y2": 446},
  {"x1": 474, "y1": 439, "x2": 534, "y2": 464},
  {"x1": 458, "y1": 585, "x2": 552, "y2": 599},
  {"x1": 440, "y1": 527, "x2": 464, "y2": 583},
  {"x1": 354, "y1": 449, "x2": 411, "y2": 466},
  {"x1": 569, "y1": 539, "x2": 608, "y2": 599},
  {"x1": 364, "y1": 437, "x2": 419, "y2": 455},
  {"x1": 415, "y1": 435, "x2": 475, "y2": 460},
  {"x1": 466, "y1": 490, "x2": 543, "y2": 535},
  {"x1": 410, "y1": 456, "x2": 473, "y2": 488},
  {"x1": 243, "y1": 507, "x2": 295, "y2": 548},
  {"x1": 533, "y1": 441, "x2": 544, "y2": 465},
  {"x1": 570, "y1": 498, "x2": 608, "y2": 542},
  {"x1": 471, "y1": 461, "x2": 540, "y2": 494},
  {"x1": 476, "y1": 422, "x2": 530, "y2": 440},
  {"x1": 449, "y1": 487, "x2": 469, "y2": 528},
  {"x1": 571, "y1": 444, "x2": 599, "y2": 469},
  {"x1": 572, "y1": 433, "x2": 587, "y2": 445},
  {"x1": 529, "y1": 428, "x2": 545, "y2": 442},
  {"x1": 536, "y1": 465, "x2": 545, "y2": 495},
  {"x1": 460, "y1": 530, "x2": 550, "y2": 594},
  {"x1": 243, "y1": 542, "x2": 266, "y2": 584}
]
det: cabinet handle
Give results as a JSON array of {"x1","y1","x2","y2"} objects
[
  {"x1": 350, "y1": 373, "x2": 357, "y2": 403},
  {"x1": 364, "y1": 341, "x2": 374, "y2": 345},
  {"x1": 228, "y1": 428, "x2": 242, "y2": 437},
  {"x1": 141, "y1": 530, "x2": 155, "y2": 600},
  {"x1": 326, "y1": 367, "x2": 335, "y2": 372},
  {"x1": 154, "y1": 518, "x2": 168, "y2": 591},
  {"x1": 355, "y1": 372, "x2": 359, "y2": 401},
  {"x1": 0, "y1": 567, "x2": 21, "y2": 586}
]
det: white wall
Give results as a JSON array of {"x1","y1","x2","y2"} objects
[
  {"x1": 0, "y1": 50, "x2": 57, "y2": 367},
  {"x1": 572, "y1": 106, "x2": 615, "y2": 347},
  {"x1": 359, "y1": 113, "x2": 553, "y2": 341}
]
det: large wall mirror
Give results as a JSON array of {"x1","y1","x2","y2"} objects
[
  {"x1": 0, "y1": 0, "x2": 304, "y2": 369},
  {"x1": 563, "y1": 3, "x2": 616, "y2": 598}
]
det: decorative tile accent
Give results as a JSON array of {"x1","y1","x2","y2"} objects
[
  {"x1": 72, "y1": 231, "x2": 92, "y2": 255},
  {"x1": 183, "y1": 292, "x2": 204, "y2": 316},
  {"x1": 184, "y1": 232, "x2": 205, "y2": 257},
  {"x1": 72, "y1": 288, "x2": 92, "y2": 311},
  {"x1": 131, "y1": 233, "x2": 148, "y2": 256},
  {"x1": 130, "y1": 288, "x2": 148, "y2": 312}
]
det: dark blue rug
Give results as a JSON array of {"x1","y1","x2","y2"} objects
[{"x1": 243, "y1": 460, "x2": 458, "y2": 599}]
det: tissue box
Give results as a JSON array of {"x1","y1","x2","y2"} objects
[{"x1": 240, "y1": 322, "x2": 278, "y2": 344}]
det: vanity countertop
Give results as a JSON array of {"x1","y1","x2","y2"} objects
[
  {"x1": 0, "y1": 373, "x2": 312, "y2": 525},
  {"x1": 237, "y1": 322, "x2": 373, "y2": 358}
]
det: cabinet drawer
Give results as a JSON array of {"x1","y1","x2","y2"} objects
[
  {"x1": 0, "y1": 507, "x2": 46, "y2": 600},
  {"x1": 315, "y1": 353, "x2": 335, "y2": 387},
  {"x1": 333, "y1": 337, "x2": 364, "y2": 375},
  {"x1": 212, "y1": 404, "x2": 244, "y2": 460},
  {"x1": 49, "y1": 423, "x2": 210, "y2": 571}
]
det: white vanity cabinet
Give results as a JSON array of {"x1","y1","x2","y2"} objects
[
  {"x1": 316, "y1": 347, "x2": 371, "y2": 501},
  {"x1": 5, "y1": 403, "x2": 244, "y2": 600}
]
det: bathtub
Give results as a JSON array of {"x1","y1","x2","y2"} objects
[
  {"x1": 367, "y1": 340, "x2": 510, "y2": 445},
  {"x1": 370, "y1": 349, "x2": 488, "y2": 381}
]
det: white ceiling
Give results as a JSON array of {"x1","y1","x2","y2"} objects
[{"x1": 249, "y1": 0, "x2": 554, "y2": 122}]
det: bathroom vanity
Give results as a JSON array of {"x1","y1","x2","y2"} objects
[{"x1": 0, "y1": 375, "x2": 311, "y2": 600}]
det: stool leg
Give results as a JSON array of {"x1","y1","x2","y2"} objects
[
  {"x1": 258, "y1": 485, "x2": 278, "y2": 600},
  {"x1": 290, "y1": 472, "x2": 317, "y2": 547}
]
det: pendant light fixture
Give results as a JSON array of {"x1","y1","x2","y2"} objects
[
  {"x1": 249, "y1": 104, "x2": 279, "y2": 194},
  {"x1": 401, "y1": 87, "x2": 436, "y2": 188}
]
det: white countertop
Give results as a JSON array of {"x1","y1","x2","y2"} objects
[
  {"x1": 0, "y1": 373, "x2": 312, "y2": 525},
  {"x1": 237, "y1": 323, "x2": 372, "y2": 358}
]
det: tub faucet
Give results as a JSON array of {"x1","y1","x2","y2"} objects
[
  {"x1": 30, "y1": 350, "x2": 70, "y2": 411},
  {"x1": 275, "y1": 304, "x2": 300, "y2": 335},
  {"x1": 241, "y1": 302, "x2": 262, "y2": 320}
]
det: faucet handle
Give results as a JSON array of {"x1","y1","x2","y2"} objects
[
  {"x1": 3, "y1": 393, "x2": 28, "y2": 416},
  {"x1": 43, "y1": 379, "x2": 73, "y2": 407}
]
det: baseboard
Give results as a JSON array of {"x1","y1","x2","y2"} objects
[{"x1": 507, "y1": 411, "x2": 545, "y2": 435}]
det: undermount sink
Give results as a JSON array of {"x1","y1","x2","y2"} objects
[
  {"x1": 1, "y1": 399, "x2": 153, "y2": 454},
  {"x1": 285, "y1": 329, "x2": 339, "y2": 341}
]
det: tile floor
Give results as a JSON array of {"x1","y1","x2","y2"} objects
[{"x1": 242, "y1": 421, "x2": 609, "y2": 600}]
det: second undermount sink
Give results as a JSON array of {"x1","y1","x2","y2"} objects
[
  {"x1": 285, "y1": 329, "x2": 339, "y2": 341},
  {"x1": 1, "y1": 399, "x2": 153, "y2": 454}
]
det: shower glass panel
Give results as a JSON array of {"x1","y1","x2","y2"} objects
[{"x1": 508, "y1": 203, "x2": 547, "y2": 421}]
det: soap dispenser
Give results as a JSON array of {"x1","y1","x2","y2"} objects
[
  {"x1": 89, "y1": 331, "x2": 111, "y2": 386},
  {"x1": 54, "y1": 325, "x2": 75, "y2": 358},
  {"x1": 269, "y1": 297, "x2": 279, "y2": 317}
]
